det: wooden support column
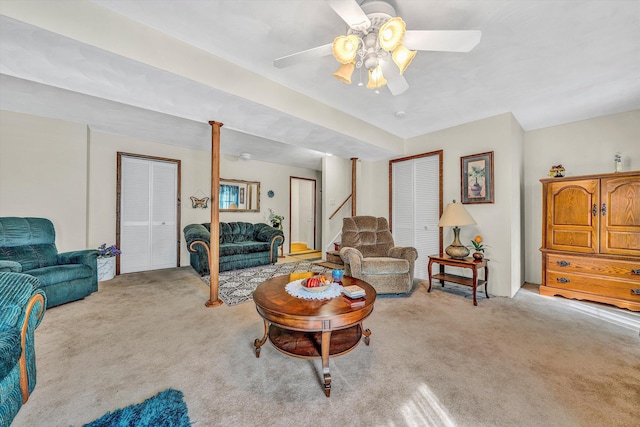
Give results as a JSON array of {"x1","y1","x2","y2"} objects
[
  {"x1": 206, "y1": 121, "x2": 223, "y2": 308},
  {"x1": 351, "y1": 158, "x2": 358, "y2": 216}
]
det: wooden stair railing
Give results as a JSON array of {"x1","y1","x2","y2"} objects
[{"x1": 329, "y1": 194, "x2": 352, "y2": 220}]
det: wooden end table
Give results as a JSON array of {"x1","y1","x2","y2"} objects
[
  {"x1": 427, "y1": 254, "x2": 490, "y2": 306},
  {"x1": 253, "y1": 275, "x2": 376, "y2": 397}
]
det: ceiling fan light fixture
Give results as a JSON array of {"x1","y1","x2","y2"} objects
[
  {"x1": 378, "y1": 17, "x2": 406, "y2": 51},
  {"x1": 367, "y1": 65, "x2": 387, "y2": 89},
  {"x1": 332, "y1": 62, "x2": 355, "y2": 84},
  {"x1": 392, "y1": 45, "x2": 416, "y2": 74},
  {"x1": 332, "y1": 34, "x2": 359, "y2": 64}
]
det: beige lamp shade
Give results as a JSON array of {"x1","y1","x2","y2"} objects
[
  {"x1": 366, "y1": 65, "x2": 387, "y2": 89},
  {"x1": 438, "y1": 201, "x2": 477, "y2": 227},
  {"x1": 332, "y1": 62, "x2": 355, "y2": 84},
  {"x1": 438, "y1": 200, "x2": 476, "y2": 258},
  {"x1": 379, "y1": 17, "x2": 406, "y2": 51},
  {"x1": 332, "y1": 35, "x2": 359, "y2": 64},
  {"x1": 392, "y1": 45, "x2": 417, "y2": 74}
]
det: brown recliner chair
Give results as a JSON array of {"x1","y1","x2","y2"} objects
[{"x1": 339, "y1": 216, "x2": 418, "y2": 294}]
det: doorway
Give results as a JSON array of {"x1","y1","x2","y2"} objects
[
  {"x1": 117, "y1": 152, "x2": 181, "y2": 274},
  {"x1": 289, "y1": 177, "x2": 316, "y2": 254},
  {"x1": 390, "y1": 150, "x2": 443, "y2": 280}
]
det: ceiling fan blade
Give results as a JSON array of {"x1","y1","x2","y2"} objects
[
  {"x1": 381, "y1": 60, "x2": 409, "y2": 96},
  {"x1": 403, "y1": 30, "x2": 482, "y2": 52},
  {"x1": 327, "y1": 0, "x2": 371, "y2": 31},
  {"x1": 273, "y1": 43, "x2": 333, "y2": 68}
]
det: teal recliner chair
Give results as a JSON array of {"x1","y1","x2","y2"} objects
[
  {"x1": 0, "y1": 217, "x2": 98, "y2": 308},
  {"x1": 0, "y1": 272, "x2": 46, "y2": 426}
]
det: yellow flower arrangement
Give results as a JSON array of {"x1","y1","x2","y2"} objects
[{"x1": 471, "y1": 235, "x2": 485, "y2": 253}]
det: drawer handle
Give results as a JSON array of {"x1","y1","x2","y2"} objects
[
  {"x1": 632, "y1": 289, "x2": 640, "y2": 296},
  {"x1": 557, "y1": 260, "x2": 570, "y2": 267},
  {"x1": 632, "y1": 269, "x2": 640, "y2": 275},
  {"x1": 556, "y1": 277, "x2": 570, "y2": 284}
]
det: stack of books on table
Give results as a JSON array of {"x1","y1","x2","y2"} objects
[{"x1": 342, "y1": 285, "x2": 366, "y2": 306}]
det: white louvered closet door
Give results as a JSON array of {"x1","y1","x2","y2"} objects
[
  {"x1": 120, "y1": 156, "x2": 177, "y2": 273},
  {"x1": 392, "y1": 155, "x2": 440, "y2": 280}
]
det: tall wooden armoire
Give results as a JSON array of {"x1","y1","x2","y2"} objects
[{"x1": 540, "y1": 171, "x2": 640, "y2": 311}]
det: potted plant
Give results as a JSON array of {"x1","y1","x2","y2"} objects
[
  {"x1": 97, "y1": 243, "x2": 121, "y2": 281},
  {"x1": 470, "y1": 235, "x2": 486, "y2": 260},
  {"x1": 268, "y1": 209, "x2": 284, "y2": 230}
]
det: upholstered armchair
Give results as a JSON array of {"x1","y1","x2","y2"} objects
[
  {"x1": 0, "y1": 217, "x2": 98, "y2": 308},
  {"x1": 339, "y1": 216, "x2": 418, "y2": 294},
  {"x1": 0, "y1": 272, "x2": 46, "y2": 426}
]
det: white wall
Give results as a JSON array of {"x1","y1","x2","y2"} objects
[
  {"x1": 358, "y1": 159, "x2": 390, "y2": 218},
  {"x1": 0, "y1": 111, "x2": 88, "y2": 251},
  {"x1": 322, "y1": 155, "x2": 352, "y2": 253},
  {"x1": 523, "y1": 109, "x2": 640, "y2": 284},
  {"x1": 1, "y1": 110, "x2": 322, "y2": 267},
  {"x1": 219, "y1": 154, "x2": 322, "y2": 255},
  {"x1": 361, "y1": 113, "x2": 524, "y2": 297}
]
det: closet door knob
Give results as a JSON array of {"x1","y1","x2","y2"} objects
[{"x1": 601, "y1": 203, "x2": 607, "y2": 216}]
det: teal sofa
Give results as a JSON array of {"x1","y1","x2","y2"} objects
[
  {"x1": 184, "y1": 222, "x2": 284, "y2": 275},
  {"x1": 0, "y1": 217, "x2": 98, "y2": 308},
  {"x1": 0, "y1": 272, "x2": 46, "y2": 426}
]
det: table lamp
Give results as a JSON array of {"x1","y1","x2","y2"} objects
[{"x1": 438, "y1": 200, "x2": 477, "y2": 258}]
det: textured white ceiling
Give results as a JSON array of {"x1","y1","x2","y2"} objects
[{"x1": 1, "y1": 0, "x2": 639, "y2": 170}]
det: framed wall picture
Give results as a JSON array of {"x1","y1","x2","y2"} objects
[{"x1": 461, "y1": 151, "x2": 494, "y2": 204}]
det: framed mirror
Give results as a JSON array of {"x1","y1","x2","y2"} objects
[{"x1": 220, "y1": 179, "x2": 260, "y2": 212}]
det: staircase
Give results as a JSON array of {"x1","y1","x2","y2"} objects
[{"x1": 325, "y1": 242, "x2": 343, "y2": 266}]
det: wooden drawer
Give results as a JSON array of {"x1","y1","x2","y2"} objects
[
  {"x1": 546, "y1": 271, "x2": 640, "y2": 302},
  {"x1": 546, "y1": 253, "x2": 640, "y2": 282}
]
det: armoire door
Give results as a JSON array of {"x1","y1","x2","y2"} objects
[
  {"x1": 600, "y1": 175, "x2": 640, "y2": 256},
  {"x1": 545, "y1": 179, "x2": 599, "y2": 253},
  {"x1": 391, "y1": 151, "x2": 442, "y2": 280},
  {"x1": 118, "y1": 154, "x2": 180, "y2": 274}
]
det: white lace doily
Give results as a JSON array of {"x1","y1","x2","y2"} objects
[{"x1": 285, "y1": 278, "x2": 342, "y2": 300}]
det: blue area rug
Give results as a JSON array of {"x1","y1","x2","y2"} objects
[{"x1": 83, "y1": 388, "x2": 190, "y2": 427}]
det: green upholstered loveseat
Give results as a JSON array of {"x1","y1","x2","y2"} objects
[
  {"x1": 184, "y1": 222, "x2": 284, "y2": 275},
  {"x1": 0, "y1": 217, "x2": 98, "y2": 308},
  {"x1": 0, "y1": 272, "x2": 46, "y2": 426}
]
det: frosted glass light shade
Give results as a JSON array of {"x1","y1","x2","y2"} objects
[
  {"x1": 392, "y1": 45, "x2": 417, "y2": 74},
  {"x1": 332, "y1": 35, "x2": 359, "y2": 64},
  {"x1": 332, "y1": 62, "x2": 355, "y2": 84},
  {"x1": 366, "y1": 65, "x2": 387, "y2": 89},
  {"x1": 379, "y1": 17, "x2": 406, "y2": 51}
]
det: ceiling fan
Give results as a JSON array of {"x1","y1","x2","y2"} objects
[{"x1": 273, "y1": 0, "x2": 481, "y2": 95}]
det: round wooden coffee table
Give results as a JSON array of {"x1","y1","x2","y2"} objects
[{"x1": 253, "y1": 274, "x2": 376, "y2": 397}]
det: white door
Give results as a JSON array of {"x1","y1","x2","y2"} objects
[
  {"x1": 120, "y1": 155, "x2": 178, "y2": 273},
  {"x1": 290, "y1": 177, "x2": 316, "y2": 251},
  {"x1": 392, "y1": 153, "x2": 441, "y2": 280}
]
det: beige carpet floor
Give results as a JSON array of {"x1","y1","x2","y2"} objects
[{"x1": 12, "y1": 267, "x2": 640, "y2": 427}]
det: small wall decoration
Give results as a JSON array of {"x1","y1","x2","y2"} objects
[
  {"x1": 461, "y1": 151, "x2": 494, "y2": 204},
  {"x1": 267, "y1": 190, "x2": 275, "y2": 198},
  {"x1": 190, "y1": 196, "x2": 209, "y2": 209}
]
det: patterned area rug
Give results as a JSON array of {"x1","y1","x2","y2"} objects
[{"x1": 201, "y1": 261, "x2": 332, "y2": 306}]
